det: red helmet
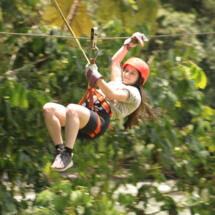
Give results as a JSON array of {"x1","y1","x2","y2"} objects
[{"x1": 122, "y1": 57, "x2": 150, "y2": 85}]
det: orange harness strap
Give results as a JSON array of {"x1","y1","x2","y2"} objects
[
  {"x1": 79, "y1": 88, "x2": 112, "y2": 116},
  {"x1": 79, "y1": 88, "x2": 112, "y2": 138},
  {"x1": 78, "y1": 88, "x2": 94, "y2": 109},
  {"x1": 87, "y1": 113, "x2": 101, "y2": 138}
]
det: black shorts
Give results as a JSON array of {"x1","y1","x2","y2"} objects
[{"x1": 77, "y1": 102, "x2": 111, "y2": 139}]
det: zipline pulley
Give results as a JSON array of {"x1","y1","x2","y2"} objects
[{"x1": 90, "y1": 27, "x2": 99, "y2": 64}]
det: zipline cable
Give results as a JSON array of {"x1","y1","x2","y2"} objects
[
  {"x1": 0, "y1": 31, "x2": 88, "y2": 39},
  {"x1": 101, "y1": 31, "x2": 215, "y2": 39},
  {"x1": 50, "y1": 0, "x2": 90, "y2": 64},
  {"x1": 1, "y1": 31, "x2": 215, "y2": 40}
]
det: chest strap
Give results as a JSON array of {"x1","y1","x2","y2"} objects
[{"x1": 79, "y1": 88, "x2": 112, "y2": 117}]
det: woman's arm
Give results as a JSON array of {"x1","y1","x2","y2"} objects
[
  {"x1": 85, "y1": 64, "x2": 129, "y2": 102},
  {"x1": 111, "y1": 45, "x2": 128, "y2": 82},
  {"x1": 96, "y1": 78, "x2": 128, "y2": 102},
  {"x1": 111, "y1": 37, "x2": 139, "y2": 82},
  {"x1": 85, "y1": 32, "x2": 146, "y2": 101}
]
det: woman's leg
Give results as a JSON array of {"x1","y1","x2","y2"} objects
[
  {"x1": 65, "y1": 104, "x2": 91, "y2": 149},
  {"x1": 43, "y1": 102, "x2": 66, "y2": 146},
  {"x1": 44, "y1": 103, "x2": 91, "y2": 171}
]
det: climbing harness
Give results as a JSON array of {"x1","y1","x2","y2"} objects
[
  {"x1": 79, "y1": 88, "x2": 112, "y2": 115},
  {"x1": 78, "y1": 27, "x2": 112, "y2": 138},
  {"x1": 78, "y1": 88, "x2": 112, "y2": 138}
]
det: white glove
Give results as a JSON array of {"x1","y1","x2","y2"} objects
[
  {"x1": 85, "y1": 64, "x2": 103, "y2": 88},
  {"x1": 124, "y1": 32, "x2": 149, "y2": 50}
]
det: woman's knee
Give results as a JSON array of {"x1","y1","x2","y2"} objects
[
  {"x1": 43, "y1": 103, "x2": 57, "y2": 115},
  {"x1": 66, "y1": 104, "x2": 79, "y2": 116},
  {"x1": 66, "y1": 104, "x2": 90, "y2": 128},
  {"x1": 66, "y1": 104, "x2": 89, "y2": 117}
]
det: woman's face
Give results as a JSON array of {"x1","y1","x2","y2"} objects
[{"x1": 122, "y1": 65, "x2": 139, "y2": 85}]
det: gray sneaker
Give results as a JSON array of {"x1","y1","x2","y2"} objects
[
  {"x1": 51, "y1": 150, "x2": 73, "y2": 172},
  {"x1": 51, "y1": 147, "x2": 64, "y2": 169}
]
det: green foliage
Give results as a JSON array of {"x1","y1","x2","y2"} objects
[
  {"x1": 26, "y1": 180, "x2": 125, "y2": 215},
  {"x1": 93, "y1": 0, "x2": 159, "y2": 34},
  {"x1": 0, "y1": 0, "x2": 215, "y2": 215},
  {"x1": 178, "y1": 61, "x2": 207, "y2": 89},
  {"x1": 0, "y1": 184, "x2": 18, "y2": 215},
  {"x1": 0, "y1": 0, "x2": 42, "y2": 30}
]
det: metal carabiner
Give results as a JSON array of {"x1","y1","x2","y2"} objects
[{"x1": 90, "y1": 27, "x2": 99, "y2": 64}]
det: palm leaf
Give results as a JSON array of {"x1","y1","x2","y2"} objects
[{"x1": 41, "y1": 0, "x2": 93, "y2": 36}]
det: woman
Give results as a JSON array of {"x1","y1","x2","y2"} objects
[{"x1": 43, "y1": 32, "x2": 157, "y2": 171}]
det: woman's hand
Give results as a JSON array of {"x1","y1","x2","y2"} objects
[
  {"x1": 85, "y1": 64, "x2": 103, "y2": 88},
  {"x1": 124, "y1": 32, "x2": 149, "y2": 50}
]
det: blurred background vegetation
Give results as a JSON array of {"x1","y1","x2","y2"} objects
[{"x1": 0, "y1": 0, "x2": 215, "y2": 214}]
